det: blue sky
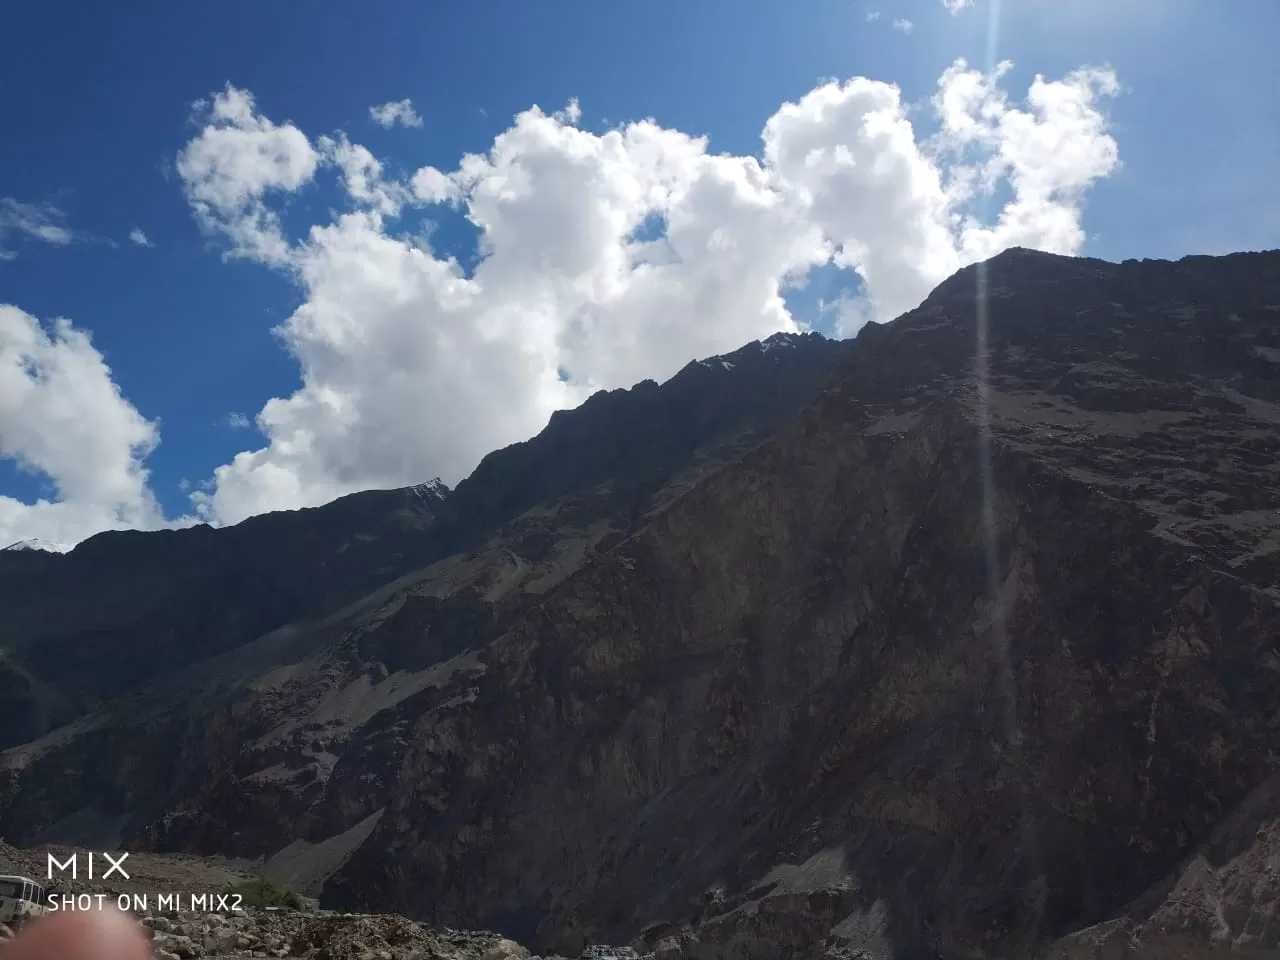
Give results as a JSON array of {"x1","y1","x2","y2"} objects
[{"x1": 1, "y1": 0, "x2": 1277, "y2": 548}]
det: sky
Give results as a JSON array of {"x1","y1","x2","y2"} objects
[{"x1": 1, "y1": 0, "x2": 1277, "y2": 550}]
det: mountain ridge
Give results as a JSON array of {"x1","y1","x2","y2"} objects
[
  {"x1": 0, "y1": 537, "x2": 65, "y2": 553},
  {"x1": 3, "y1": 248, "x2": 1279, "y2": 960},
  {"x1": 0, "y1": 330, "x2": 845, "y2": 748}
]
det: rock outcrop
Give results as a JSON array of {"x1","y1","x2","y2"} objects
[
  {"x1": 1044, "y1": 773, "x2": 1280, "y2": 959},
  {"x1": 3, "y1": 249, "x2": 1280, "y2": 959},
  {"x1": 0, "y1": 332, "x2": 840, "y2": 750},
  {"x1": 141, "y1": 910, "x2": 525, "y2": 960}
]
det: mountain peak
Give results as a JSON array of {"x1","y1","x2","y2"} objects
[
  {"x1": 693, "y1": 330, "x2": 829, "y2": 370},
  {"x1": 3, "y1": 251, "x2": 1278, "y2": 960},
  {"x1": 409, "y1": 478, "x2": 450, "y2": 501},
  {"x1": 1, "y1": 537, "x2": 66, "y2": 554}
]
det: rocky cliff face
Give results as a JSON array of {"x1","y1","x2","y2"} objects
[
  {"x1": 0, "y1": 484, "x2": 449, "y2": 749},
  {"x1": 0, "y1": 332, "x2": 843, "y2": 858},
  {"x1": 0, "y1": 331, "x2": 840, "y2": 750},
  {"x1": 3, "y1": 250, "x2": 1279, "y2": 960}
]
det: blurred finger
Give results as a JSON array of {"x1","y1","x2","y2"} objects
[{"x1": 2, "y1": 908, "x2": 150, "y2": 960}]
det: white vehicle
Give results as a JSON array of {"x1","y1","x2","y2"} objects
[{"x1": 0, "y1": 876, "x2": 46, "y2": 930}]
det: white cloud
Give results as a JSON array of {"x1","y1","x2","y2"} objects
[
  {"x1": 188, "y1": 100, "x2": 830, "y2": 523},
  {"x1": 129, "y1": 227, "x2": 155, "y2": 248},
  {"x1": 176, "y1": 85, "x2": 320, "y2": 265},
  {"x1": 175, "y1": 64, "x2": 1119, "y2": 527},
  {"x1": 892, "y1": 18, "x2": 914, "y2": 33},
  {"x1": 227, "y1": 412, "x2": 251, "y2": 429},
  {"x1": 940, "y1": 0, "x2": 974, "y2": 12},
  {"x1": 0, "y1": 59, "x2": 1122, "y2": 546},
  {"x1": 369, "y1": 99, "x2": 423, "y2": 129},
  {"x1": 0, "y1": 305, "x2": 164, "y2": 549},
  {"x1": 555, "y1": 98, "x2": 583, "y2": 125},
  {"x1": 866, "y1": 11, "x2": 881, "y2": 21},
  {"x1": 932, "y1": 60, "x2": 1121, "y2": 261},
  {"x1": 0, "y1": 198, "x2": 74, "y2": 259},
  {"x1": 318, "y1": 134, "x2": 411, "y2": 217}
]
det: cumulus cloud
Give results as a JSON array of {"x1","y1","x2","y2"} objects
[
  {"x1": 176, "y1": 86, "x2": 320, "y2": 265},
  {"x1": 933, "y1": 59, "x2": 1122, "y2": 261},
  {"x1": 227, "y1": 412, "x2": 251, "y2": 429},
  {"x1": 892, "y1": 18, "x2": 914, "y2": 33},
  {"x1": 189, "y1": 99, "x2": 833, "y2": 523},
  {"x1": 0, "y1": 198, "x2": 74, "y2": 259},
  {"x1": 554, "y1": 98, "x2": 583, "y2": 125},
  {"x1": 129, "y1": 227, "x2": 155, "y2": 247},
  {"x1": 176, "y1": 62, "x2": 1118, "y2": 527},
  {"x1": 0, "y1": 305, "x2": 163, "y2": 549},
  {"x1": 369, "y1": 99, "x2": 423, "y2": 129},
  {"x1": 318, "y1": 134, "x2": 411, "y2": 217},
  {"x1": 940, "y1": 0, "x2": 975, "y2": 12},
  {"x1": 0, "y1": 58, "x2": 1121, "y2": 545}
]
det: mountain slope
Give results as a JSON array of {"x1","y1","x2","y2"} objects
[
  {"x1": 0, "y1": 331, "x2": 844, "y2": 854},
  {"x1": 0, "y1": 332, "x2": 841, "y2": 751},
  {"x1": 3, "y1": 249, "x2": 1279, "y2": 959},
  {"x1": 1, "y1": 537, "x2": 65, "y2": 553},
  {"x1": 1044, "y1": 771, "x2": 1280, "y2": 959},
  {"x1": 322, "y1": 248, "x2": 1280, "y2": 957},
  {"x1": 0, "y1": 483, "x2": 449, "y2": 748}
]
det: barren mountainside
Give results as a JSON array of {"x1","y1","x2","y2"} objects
[
  {"x1": 3, "y1": 248, "x2": 1280, "y2": 960},
  {"x1": 0, "y1": 331, "x2": 841, "y2": 747}
]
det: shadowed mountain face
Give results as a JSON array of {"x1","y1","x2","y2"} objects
[
  {"x1": 2, "y1": 249, "x2": 1279, "y2": 960},
  {"x1": 0, "y1": 484, "x2": 448, "y2": 746},
  {"x1": 0, "y1": 331, "x2": 842, "y2": 750}
]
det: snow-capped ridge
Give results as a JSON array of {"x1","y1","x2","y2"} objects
[
  {"x1": 2, "y1": 537, "x2": 67, "y2": 554},
  {"x1": 760, "y1": 331, "x2": 801, "y2": 354},
  {"x1": 409, "y1": 478, "x2": 449, "y2": 502},
  {"x1": 695, "y1": 330, "x2": 809, "y2": 370}
]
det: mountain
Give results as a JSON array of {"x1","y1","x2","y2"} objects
[
  {"x1": 0, "y1": 537, "x2": 65, "y2": 553},
  {"x1": 0, "y1": 332, "x2": 841, "y2": 752},
  {"x1": 0, "y1": 482, "x2": 450, "y2": 749},
  {"x1": 1044, "y1": 773, "x2": 1280, "y2": 960},
  {"x1": 0, "y1": 330, "x2": 843, "y2": 754},
  {"x1": 2, "y1": 249, "x2": 1279, "y2": 960}
]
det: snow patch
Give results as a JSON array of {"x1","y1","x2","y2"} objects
[
  {"x1": 409, "y1": 478, "x2": 449, "y2": 501},
  {"x1": 2, "y1": 537, "x2": 67, "y2": 553},
  {"x1": 760, "y1": 332, "x2": 800, "y2": 355}
]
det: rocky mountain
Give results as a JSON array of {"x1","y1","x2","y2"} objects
[
  {"x1": 0, "y1": 482, "x2": 448, "y2": 749},
  {"x1": 3, "y1": 249, "x2": 1279, "y2": 960},
  {"x1": 0, "y1": 841, "x2": 561, "y2": 960},
  {"x1": 1044, "y1": 776, "x2": 1280, "y2": 959},
  {"x1": 0, "y1": 331, "x2": 840, "y2": 750},
  {"x1": 0, "y1": 538, "x2": 64, "y2": 554}
]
